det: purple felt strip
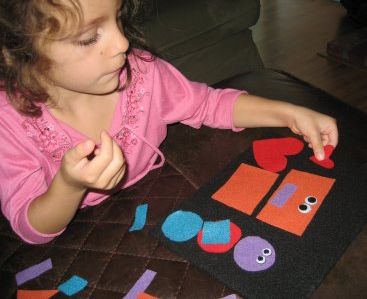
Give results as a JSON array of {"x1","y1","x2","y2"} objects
[
  {"x1": 15, "y1": 258, "x2": 52, "y2": 286},
  {"x1": 271, "y1": 183, "x2": 297, "y2": 208},
  {"x1": 122, "y1": 269, "x2": 157, "y2": 299},
  {"x1": 220, "y1": 294, "x2": 238, "y2": 299}
]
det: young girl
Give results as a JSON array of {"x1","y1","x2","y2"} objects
[{"x1": 0, "y1": 0, "x2": 338, "y2": 244}]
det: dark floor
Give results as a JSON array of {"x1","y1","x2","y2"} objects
[{"x1": 252, "y1": 0, "x2": 367, "y2": 114}]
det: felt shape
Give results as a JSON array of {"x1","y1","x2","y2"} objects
[
  {"x1": 161, "y1": 210, "x2": 203, "y2": 242},
  {"x1": 197, "y1": 222, "x2": 242, "y2": 253},
  {"x1": 253, "y1": 137, "x2": 304, "y2": 172},
  {"x1": 220, "y1": 294, "x2": 238, "y2": 299},
  {"x1": 257, "y1": 169, "x2": 335, "y2": 236},
  {"x1": 212, "y1": 163, "x2": 278, "y2": 215},
  {"x1": 233, "y1": 236, "x2": 276, "y2": 272},
  {"x1": 58, "y1": 275, "x2": 88, "y2": 296},
  {"x1": 309, "y1": 145, "x2": 335, "y2": 169},
  {"x1": 123, "y1": 269, "x2": 157, "y2": 299},
  {"x1": 15, "y1": 258, "x2": 53, "y2": 286},
  {"x1": 137, "y1": 292, "x2": 158, "y2": 299},
  {"x1": 202, "y1": 220, "x2": 230, "y2": 244},
  {"x1": 270, "y1": 183, "x2": 297, "y2": 208},
  {"x1": 129, "y1": 203, "x2": 148, "y2": 232},
  {"x1": 17, "y1": 290, "x2": 58, "y2": 299}
]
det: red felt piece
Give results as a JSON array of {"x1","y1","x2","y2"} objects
[
  {"x1": 309, "y1": 145, "x2": 335, "y2": 169},
  {"x1": 17, "y1": 290, "x2": 58, "y2": 299},
  {"x1": 253, "y1": 137, "x2": 304, "y2": 172},
  {"x1": 197, "y1": 222, "x2": 242, "y2": 253}
]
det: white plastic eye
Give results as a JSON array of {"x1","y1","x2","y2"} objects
[
  {"x1": 298, "y1": 203, "x2": 312, "y2": 214},
  {"x1": 305, "y1": 196, "x2": 317, "y2": 205},
  {"x1": 256, "y1": 256, "x2": 266, "y2": 264},
  {"x1": 262, "y1": 248, "x2": 272, "y2": 256}
]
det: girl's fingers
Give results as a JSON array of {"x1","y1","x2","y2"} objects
[
  {"x1": 86, "y1": 131, "x2": 114, "y2": 176},
  {"x1": 96, "y1": 139, "x2": 125, "y2": 189},
  {"x1": 309, "y1": 131, "x2": 325, "y2": 160},
  {"x1": 327, "y1": 126, "x2": 339, "y2": 147}
]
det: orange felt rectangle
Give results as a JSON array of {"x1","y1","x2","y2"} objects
[
  {"x1": 257, "y1": 169, "x2": 335, "y2": 236},
  {"x1": 212, "y1": 163, "x2": 279, "y2": 215},
  {"x1": 137, "y1": 293, "x2": 158, "y2": 299},
  {"x1": 17, "y1": 289, "x2": 58, "y2": 299}
]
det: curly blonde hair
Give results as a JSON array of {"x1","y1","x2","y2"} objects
[{"x1": 0, "y1": 0, "x2": 150, "y2": 116}]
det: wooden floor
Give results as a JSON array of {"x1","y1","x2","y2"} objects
[{"x1": 252, "y1": 0, "x2": 367, "y2": 114}]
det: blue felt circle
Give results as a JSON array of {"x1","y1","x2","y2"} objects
[{"x1": 161, "y1": 210, "x2": 203, "y2": 242}]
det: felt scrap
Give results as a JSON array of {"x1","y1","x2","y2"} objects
[
  {"x1": 161, "y1": 210, "x2": 203, "y2": 242},
  {"x1": 137, "y1": 292, "x2": 159, "y2": 299},
  {"x1": 129, "y1": 203, "x2": 148, "y2": 232},
  {"x1": 17, "y1": 289, "x2": 58, "y2": 299},
  {"x1": 257, "y1": 169, "x2": 335, "y2": 236},
  {"x1": 219, "y1": 294, "x2": 238, "y2": 299},
  {"x1": 309, "y1": 145, "x2": 335, "y2": 169},
  {"x1": 197, "y1": 222, "x2": 242, "y2": 253},
  {"x1": 123, "y1": 269, "x2": 157, "y2": 299},
  {"x1": 253, "y1": 137, "x2": 304, "y2": 172},
  {"x1": 202, "y1": 220, "x2": 230, "y2": 244},
  {"x1": 15, "y1": 258, "x2": 53, "y2": 286},
  {"x1": 271, "y1": 183, "x2": 297, "y2": 208},
  {"x1": 212, "y1": 163, "x2": 278, "y2": 215},
  {"x1": 58, "y1": 275, "x2": 88, "y2": 297}
]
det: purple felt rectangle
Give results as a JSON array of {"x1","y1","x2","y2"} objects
[
  {"x1": 122, "y1": 269, "x2": 157, "y2": 299},
  {"x1": 270, "y1": 183, "x2": 297, "y2": 208},
  {"x1": 15, "y1": 258, "x2": 52, "y2": 286},
  {"x1": 220, "y1": 295, "x2": 238, "y2": 299}
]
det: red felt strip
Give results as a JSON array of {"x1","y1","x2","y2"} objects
[
  {"x1": 137, "y1": 292, "x2": 159, "y2": 299},
  {"x1": 17, "y1": 290, "x2": 58, "y2": 299}
]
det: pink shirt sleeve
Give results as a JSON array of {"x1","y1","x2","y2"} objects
[
  {"x1": 151, "y1": 57, "x2": 246, "y2": 131},
  {"x1": 0, "y1": 118, "x2": 64, "y2": 244}
]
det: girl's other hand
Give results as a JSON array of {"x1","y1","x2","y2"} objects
[
  {"x1": 288, "y1": 107, "x2": 338, "y2": 161},
  {"x1": 60, "y1": 131, "x2": 126, "y2": 191}
]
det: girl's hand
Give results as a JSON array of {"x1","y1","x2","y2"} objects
[
  {"x1": 60, "y1": 131, "x2": 126, "y2": 191},
  {"x1": 288, "y1": 106, "x2": 338, "y2": 160}
]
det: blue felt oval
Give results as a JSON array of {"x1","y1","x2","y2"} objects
[{"x1": 161, "y1": 210, "x2": 203, "y2": 242}]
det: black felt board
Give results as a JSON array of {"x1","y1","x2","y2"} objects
[{"x1": 151, "y1": 136, "x2": 367, "y2": 299}]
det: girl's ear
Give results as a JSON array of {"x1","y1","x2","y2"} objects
[{"x1": 2, "y1": 47, "x2": 13, "y2": 66}]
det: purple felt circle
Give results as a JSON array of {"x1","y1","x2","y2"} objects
[{"x1": 233, "y1": 236, "x2": 276, "y2": 272}]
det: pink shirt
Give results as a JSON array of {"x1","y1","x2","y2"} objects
[{"x1": 0, "y1": 50, "x2": 244, "y2": 244}]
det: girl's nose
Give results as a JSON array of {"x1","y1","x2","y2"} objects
[{"x1": 112, "y1": 27, "x2": 129, "y2": 56}]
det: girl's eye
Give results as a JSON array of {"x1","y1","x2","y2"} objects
[{"x1": 77, "y1": 34, "x2": 101, "y2": 47}]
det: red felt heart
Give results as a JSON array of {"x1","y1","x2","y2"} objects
[
  {"x1": 309, "y1": 145, "x2": 335, "y2": 169},
  {"x1": 253, "y1": 137, "x2": 304, "y2": 172}
]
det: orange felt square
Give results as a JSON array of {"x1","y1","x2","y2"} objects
[
  {"x1": 257, "y1": 169, "x2": 335, "y2": 236},
  {"x1": 137, "y1": 292, "x2": 158, "y2": 299},
  {"x1": 17, "y1": 289, "x2": 58, "y2": 299},
  {"x1": 212, "y1": 163, "x2": 279, "y2": 215}
]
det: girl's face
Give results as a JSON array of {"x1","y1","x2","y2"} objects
[{"x1": 45, "y1": 0, "x2": 129, "y2": 99}]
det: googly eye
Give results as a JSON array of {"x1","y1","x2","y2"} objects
[
  {"x1": 256, "y1": 255, "x2": 266, "y2": 264},
  {"x1": 298, "y1": 203, "x2": 312, "y2": 214},
  {"x1": 262, "y1": 248, "x2": 272, "y2": 256},
  {"x1": 305, "y1": 196, "x2": 317, "y2": 205}
]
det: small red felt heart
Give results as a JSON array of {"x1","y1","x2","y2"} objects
[
  {"x1": 253, "y1": 137, "x2": 304, "y2": 173},
  {"x1": 309, "y1": 145, "x2": 335, "y2": 169}
]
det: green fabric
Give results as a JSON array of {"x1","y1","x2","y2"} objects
[
  {"x1": 168, "y1": 29, "x2": 264, "y2": 84},
  {"x1": 142, "y1": 0, "x2": 261, "y2": 58}
]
